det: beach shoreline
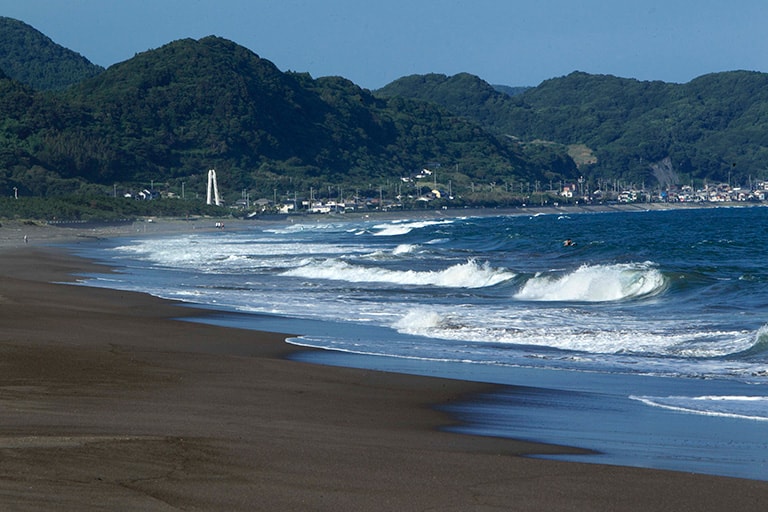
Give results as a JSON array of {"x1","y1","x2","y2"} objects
[
  {"x1": 2, "y1": 215, "x2": 768, "y2": 509},
  {"x1": 1, "y1": 199, "x2": 759, "y2": 249}
]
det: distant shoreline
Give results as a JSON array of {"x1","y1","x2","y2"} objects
[
  {"x1": 269, "y1": 199, "x2": 764, "y2": 223},
  {"x1": 0, "y1": 200, "x2": 759, "y2": 249}
]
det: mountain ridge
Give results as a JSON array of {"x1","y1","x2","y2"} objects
[
  {"x1": 1, "y1": 29, "x2": 574, "y2": 210},
  {"x1": 0, "y1": 16, "x2": 103, "y2": 91},
  {"x1": 379, "y1": 70, "x2": 768, "y2": 186},
  {"x1": 2, "y1": 15, "x2": 767, "y2": 219}
]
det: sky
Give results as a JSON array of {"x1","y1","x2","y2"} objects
[{"x1": 2, "y1": 0, "x2": 768, "y2": 90}]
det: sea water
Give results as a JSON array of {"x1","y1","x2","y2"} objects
[{"x1": 72, "y1": 206, "x2": 768, "y2": 480}]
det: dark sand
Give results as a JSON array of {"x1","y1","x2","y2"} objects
[{"x1": 1, "y1": 233, "x2": 768, "y2": 509}]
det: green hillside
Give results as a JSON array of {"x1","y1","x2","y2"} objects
[
  {"x1": 492, "y1": 85, "x2": 531, "y2": 97},
  {"x1": 0, "y1": 29, "x2": 578, "y2": 218},
  {"x1": 377, "y1": 73, "x2": 518, "y2": 130},
  {"x1": 378, "y1": 71, "x2": 768, "y2": 188},
  {"x1": 11, "y1": 14, "x2": 768, "y2": 219},
  {"x1": 58, "y1": 37, "x2": 567, "y2": 193},
  {"x1": 0, "y1": 17, "x2": 103, "y2": 91}
]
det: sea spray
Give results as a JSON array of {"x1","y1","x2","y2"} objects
[
  {"x1": 392, "y1": 244, "x2": 417, "y2": 255},
  {"x1": 283, "y1": 258, "x2": 515, "y2": 288},
  {"x1": 514, "y1": 263, "x2": 667, "y2": 302},
  {"x1": 372, "y1": 219, "x2": 455, "y2": 236},
  {"x1": 393, "y1": 309, "x2": 446, "y2": 334}
]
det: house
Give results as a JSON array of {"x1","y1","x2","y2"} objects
[{"x1": 561, "y1": 184, "x2": 576, "y2": 198}]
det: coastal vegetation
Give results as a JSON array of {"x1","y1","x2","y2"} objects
[
  {"x1": 378, "y1": 71, "x2": 768, "y2": 191},
  {"x1": 2, "y1": 16, "x2": 768, "y2": 220}
]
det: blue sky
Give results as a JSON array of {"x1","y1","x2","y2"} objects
[{"x1": 2, "y1": 0, "x2": 767, "y2": 89}]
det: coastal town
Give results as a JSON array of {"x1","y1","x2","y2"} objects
[
  {"x1": 115, "y1": 165, "x2": 768, "y2": 219},
  {"x1": 241, "y1": 178, "x2": 768, "y2": 215}
]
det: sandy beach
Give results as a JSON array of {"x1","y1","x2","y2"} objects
[{"x1": 1, "y1": 217, "x2": 768, "y2": 510}]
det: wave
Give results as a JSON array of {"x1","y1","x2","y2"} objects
[
  {"x1": 514, "y1": 263, "x2": 667, "y2": 302},
  {"x1": 372, "y1": 219, "x2": 455, "y2": 236},
  {"x1": 391, "y1": 311, "x2": 761, "y2": 360},
  {"x1": 282, "y1": 258, "x2": 515, "y2": 288},
  {"x1": 392, "y1": 244, "x2": 418, "y2": 255},
  {"x1": 263, "y1": 222, "x2": 350, "y2": 235},
  {"x1": 630, "y1": 395, "x2": 768, "y2": 422},
  {"x1": 732, "y1": 324, "x2": 768, "y2": 358},
  {"x1": 112, "y1": 234, "x2": 374, "y2": 272},
  {"x1": 393, "y1": 309, "x2": 446, "y2": 332}
]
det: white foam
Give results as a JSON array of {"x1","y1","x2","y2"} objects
[
  {"x1": 282, "y1": 258, "x2": 515, "y2": 288},
  {"x1": 393, "y1": 309, "x2": 446, "y2": 333},
  {"x1": 630, "y1": 395, "x2": 768, "y2": 421},
  {"x1": 372, "y1": 219, "x2": 454, "y2": 236},
  {"x1": 393, "y1": 244, "x2": 417, "y2": 255},
  {"x1": 515, "y1": 263, "x2": 666, "y2": 302},
  {"x1": 386, "y1": 301, "x2": 760, "y2": 359},
  {"x1": 263, "y1": 222, "x2": 349, "y2": 235},
  {"x1": 98, "y1": 214, "x2": 768, "y2": 387},
  {"x1": 111, "y1": 236, "x2": 368, "y2": 271}
]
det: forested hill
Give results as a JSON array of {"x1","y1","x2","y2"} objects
[
  {"x1": 0, "y1": 17, "x2": 103, "y2": 91},
  {"x1": 377, "y1": 71, "x2": 768, "y2": 186},
  {"x1": 58, "y1": 36, "x2": 565, "y2": 188},
  {"x1": 6, "y1": 13, "x2": 766, "y2": 218},
  {"x1": 1, "y1": 31, "x2": 577, "y2": 205},
  {"x1": 376, "y1": 73, "x2": 520, "y2": 131},
  {"x1": 492, "y1": 85, "x2": 531, "y2": 97}
]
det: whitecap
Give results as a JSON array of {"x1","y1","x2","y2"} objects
[
  {"x1": 282, "y1": 258, "x2": 515, "y2": 288},
  {"x1": 393, "y1": 309, "x2": 446, "y2": 333},
  {"x1": 514, "y1": 263, "x2": 666, "y2": 302},
  {"x1": 372, "y1": 219, "x2": 454, "y2": 236},
  {"x1": 393, "y1": 244, "x2": 417, "y2": 255}
]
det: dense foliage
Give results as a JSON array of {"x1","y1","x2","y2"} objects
[
  {"x1": 6, "y1": 15, "x2": 768, "y2": 221},
  {"x1": 377, "y1": 71, "x2": 768, "y2": 188},
  {"x1": 0, "y1": 17, "x2": 103, "y2": 91},
  {"x1": 492, "y1": 85, "x2": 531, "y2": 97},
  {"x1": 378, "y1": 73, "x2": 521, "y2": 132},
  {"x1": 0, "y1": 29, "x2": 579, "y2": 219}
]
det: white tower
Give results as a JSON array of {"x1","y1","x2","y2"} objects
[{"x1": 206, "y1": 169, "x2": 221, "y2": 206}]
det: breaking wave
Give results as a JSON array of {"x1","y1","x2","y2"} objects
[
  {"x1": 630, "y1": 395, "x2": 768, "y2": 422},
  {"x1": 514, "y1": 263, "x2": 667, "y2": 302},
  {"x1": 392, "y1": 244, "x2": 418, "y2": 255},
  {"x1": 387, "y1": 306, "x2": 759, "y2": 358},
  {"x1": 372, "y1": 219, "x2": 455, "y2": 236},
  {"x1": 282, "y1": 258, "x2": 515, "y2": 288},
  {"x1": 732, "y1": 324, "x2": 768, "y2": 358}
]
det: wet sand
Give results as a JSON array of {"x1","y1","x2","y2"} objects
[{"x1": 1, "y1": 224, "x2": 768, "y2": 510}]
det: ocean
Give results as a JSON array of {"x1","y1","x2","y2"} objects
[{"x1": 72, "y1": 206, "x2": 768, "y2": 480}]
